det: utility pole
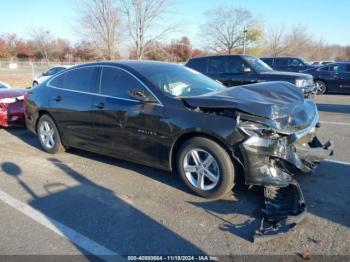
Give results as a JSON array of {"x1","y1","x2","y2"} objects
[{"x1": 243, "y1": 27, "x2": 248, "y2": 54}]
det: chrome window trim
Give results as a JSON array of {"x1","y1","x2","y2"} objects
[
  {"x1": 47, "y1": 64, "x2": 163, "y2": 106},
  {"x1": 49, "y1": 86, "x2": 140, "y2": 103}
]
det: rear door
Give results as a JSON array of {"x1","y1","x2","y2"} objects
[
  {"x1": 207, "y1": 57, "x2": 257, "y2": 87},
  {"x1": 91, "y1": 66, "x2": 165, "y2": 165},
  {"x1": 48, "y1": 66, "x2": 99, "y2": 149}
]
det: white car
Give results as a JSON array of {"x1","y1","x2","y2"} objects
[
  {"x1": 32, "y1": 65, "x2": 73, "y2": 87},
  {"x1": 0, "y1": 81, "x2": 11, "y2": 89}
]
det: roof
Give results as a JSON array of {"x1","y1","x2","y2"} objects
[
  {"x1": 261, "y1": 56, "x2": 304, "y2": 59},
  {"x1": 188, "y1": 54, "x2": 249, "y2": 60}
]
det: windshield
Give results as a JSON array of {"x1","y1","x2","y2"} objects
[
  {"x1": 243, "y1": 56, "x2": 273, "y2": 73},
  {"x1": 135, "y1": 64, "x2": 226, "y2": 97}
]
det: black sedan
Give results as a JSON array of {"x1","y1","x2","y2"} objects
[
  {"x1": 25, "y1": 61, "x2": 332, "y2": 202},
  {"x1": 302, "y1": 62, "x2": 350, "y2": 94}
]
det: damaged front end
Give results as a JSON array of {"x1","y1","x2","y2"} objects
[
  {"x1": 182, "y1": 82, "x2": 334, "y2": 241},
  {"x1": 235, "y1": 100, "x2": 334, "y2": 242}
]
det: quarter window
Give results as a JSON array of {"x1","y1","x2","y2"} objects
[
  {"x1": 49, "y1": 67, "x2": 98, "y2": 92},
  {"x1": 100, "y1": 67, "x2": 145, "y2": 98}
]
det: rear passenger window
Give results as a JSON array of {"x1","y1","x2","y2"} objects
[
  {"x1": 186, "y1": 59, "x2": 207, "y2": 73},
  {"x1": 100, "y1": 67, "x2": 145, "y2": 98},
  {"x1": 49, "y1": 67, "x2": 98, "y2": 92},
  {"x1": 275, "y1": 58, "x2": 288, "y2": 66}
]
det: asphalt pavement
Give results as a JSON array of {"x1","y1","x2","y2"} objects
[{"x1": 0, "y1": 94, "x2": 349, "y2": 260}]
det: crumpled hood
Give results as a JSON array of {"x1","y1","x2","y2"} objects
[
  {"x1": 183, "y1": 82, "x2": 304, "y2": 119},
  {"x1": 183, "y1": 81, "x2": 318, "y2": 133},
  {"x1": 0, "y1": 88, "x2": 27, "y2": 99}
]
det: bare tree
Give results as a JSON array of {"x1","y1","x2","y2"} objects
[
  {"x1": 264, "y1": 25, "x2": 287, "y2": 57},
  {"x1": 121, "y1": 0, "x2": 172, "y2": 60},
  {"x1": 201, "y1": 7, "x2": 263, "y2": 54},
  {"x1": 283, "y1": 24, "x2": 312, "y2": 57},
  {"x1": 30, "y1": 28, "x2": 54, "y2": 64},
  {"x1": 78, "y1": 0, "x2": 122, "y2": 60}
]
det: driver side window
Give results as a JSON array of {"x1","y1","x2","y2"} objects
[
  {"x1": 100, "y1": 67, "x2": 146, "y2": 99},
  {"x1": 289, "y1": 59, "x2": 302, "y2": 67}
]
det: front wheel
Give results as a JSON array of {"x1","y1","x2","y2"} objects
[
  {"x1": 177, "y1": 137, "x2": 235, "y2": 199},
  {"x1": 37, "y1": 114, "x2": 64, "y2": 154},
  {"x1": 315, "y1": 80, "x2": 327, "y2": 95}
]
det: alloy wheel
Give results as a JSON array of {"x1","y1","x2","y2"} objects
[
  {"x1": 39, "y1": 120, "x2": 56, "y2": 149},
  {"x1": 315, "y1": 81, "x2": 326, "y2": 94},
  {"x1": 183, "y1": 149, "x2": 220, "y2": 191}
]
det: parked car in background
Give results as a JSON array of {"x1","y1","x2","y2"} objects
[
  {"x1": 32, "y1": 65, "x2": 73, "y2": 87},
  {"x1": 185, "y1": 55, "x2": 315, "y2": 97},
  {"x1": 261, "y1": 56, "x2": 318, "y2": 72},
  {"x1": 0, "y1": 81, "x2": 11, "y2": 89},
  {"x1": 25, "y1": 61, "x2": 332, "y2": 202},
  {"x1": 0, "y1": 87, "x2": 27, "y2": 127},
  {"x1": 302, "y1": 62, "x2": 350, "y2": 94}
]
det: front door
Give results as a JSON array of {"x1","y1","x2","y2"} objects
[{"x1": 91, "y1": 66, "x2": 165, "y2": 165}]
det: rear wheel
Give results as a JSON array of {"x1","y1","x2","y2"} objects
[
  {"x1": 315, "y1": 80, "x2": 327, "y2": 95},
  {"x1": 177, "y1": 137, "x2": 235, "y2": 199},
  {"x1": 37, "y1": 114, "x2": 64, "y2": 154}
]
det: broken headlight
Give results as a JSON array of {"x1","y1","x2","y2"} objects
[{"x1": 238, "y1": 121, "x2": 277, "y2": 137}]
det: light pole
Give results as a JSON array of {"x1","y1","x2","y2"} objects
[{"x1": 243, "y1": 27, "x2": 248, "y2": 54}]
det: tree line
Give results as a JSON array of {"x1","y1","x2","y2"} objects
[{"x1": 0, "y1": 0, "x2": 349, "y2": 63}]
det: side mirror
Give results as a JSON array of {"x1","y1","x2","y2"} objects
[
  {"x1": 128, "y1": 88, "x2": 155, "y2": 103},
  {"x1": 243, "y1": 67, "x2": 252, "y2": 73}
]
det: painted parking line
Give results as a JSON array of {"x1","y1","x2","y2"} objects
[
  {"x1": 0, "y1": 189, "x2": 122, "y2": 261},
  {"x1": 320, "y1": 121, "x2": 350, "y2": 126}
]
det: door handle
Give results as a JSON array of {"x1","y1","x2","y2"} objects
[
  {"x1": 52, "y1": 96, "x2": 62, "y2": 102},
  {"x1": 93, "y1": 102, "x2": 105, "y2": 109}
]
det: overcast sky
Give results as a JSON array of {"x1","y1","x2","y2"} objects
[{"x1": 0, "y1": 0, "x2": 349, "y2": 48}]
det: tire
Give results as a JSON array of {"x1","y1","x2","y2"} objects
[
  {"x1": 177, "y1": 137, "x2": 235, "y2": 199},
  {"x1": 37, "y1": 114, "x2": 64, "y2": 154},
  {"x1": 315, "y1": 80, "x2": 327, "y2": 95},
  {"x1": 32, "y1": 81, "x2": 38, "y2": 88}
]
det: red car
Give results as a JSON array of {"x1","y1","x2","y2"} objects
[{"x1": 0, "y1": 87, "x2": 27, "y2": 127}]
